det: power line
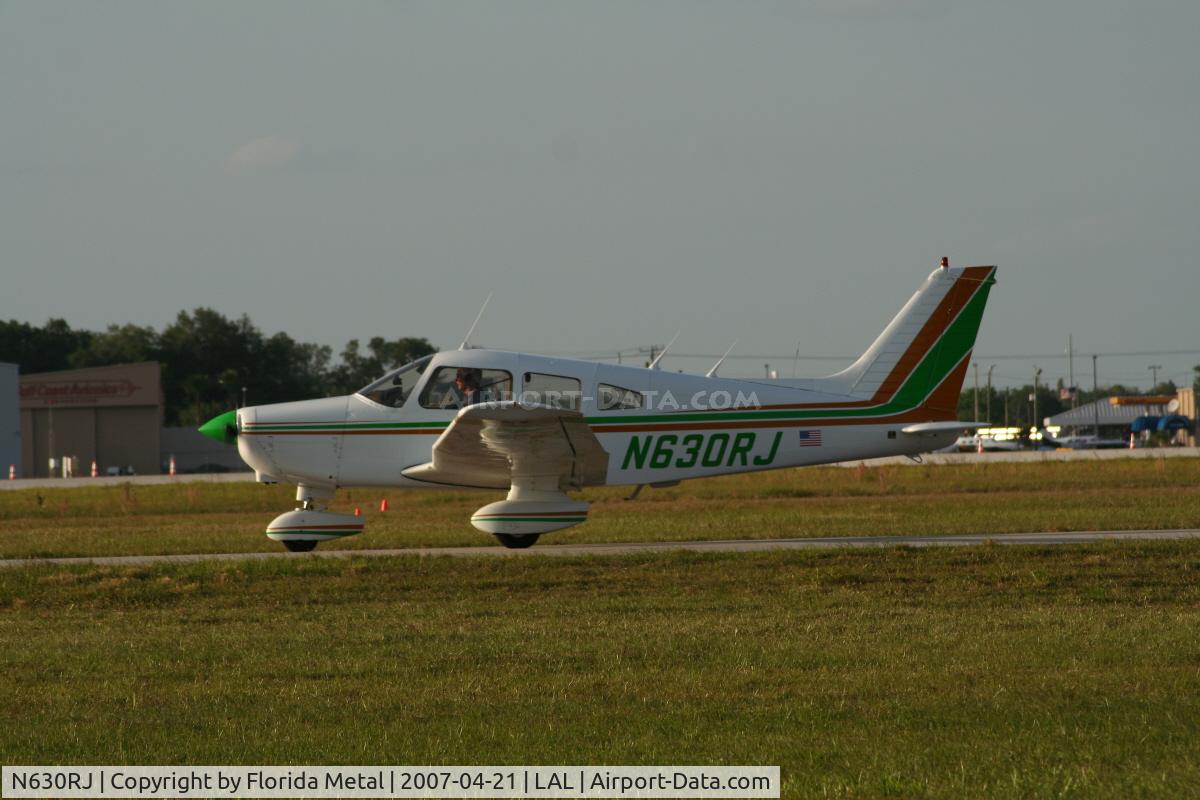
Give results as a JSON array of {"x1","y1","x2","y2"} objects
[{"x1": 545, "y1": 348, "x2": 1200, "y2": 363}]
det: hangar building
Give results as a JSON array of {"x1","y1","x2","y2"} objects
[
  {"x1": 19, "y1": 362, "x2": 162, "y2": 477},
  {"x1": 1044, "y1": 390, "x2": 1196, "y2": 447},
  {"x1": 1, "y1": 363, "x2": 18, "y2": 477}
]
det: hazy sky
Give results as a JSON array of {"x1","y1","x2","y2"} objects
[{"x1": 2, "y1": 1, "x2": 1198, "y2": 389}]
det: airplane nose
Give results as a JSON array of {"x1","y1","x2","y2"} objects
[{"x1": 198, "y1": 409, "x2": 239, "y2": 445}]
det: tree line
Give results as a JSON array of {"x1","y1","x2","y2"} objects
[{"x1": 0, "y1": 312, "x2": 434, "y2": 426}]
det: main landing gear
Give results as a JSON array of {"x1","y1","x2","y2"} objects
[{"x1": 493, "y1": 533, "x2": 540, "y2": 549}]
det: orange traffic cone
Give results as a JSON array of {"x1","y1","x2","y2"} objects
[
  {"x1": 379, "y1": 498, "x2": 389, "y2": 512},
  {"x1": 976, "y1": 437, "x2": 984, "y2": 454},
  {"x1": 7, "y1": 464, "x2": 14, "y2": 480},
  {"x1": 354, "y1": 507, "x2": 362, "y2": 517},
  {"x1": 90, "y1": 460, "x2": 98, "y2": 478},
  {"x1": 168, "y1": 455, "x2": 177, "y2": 476}
]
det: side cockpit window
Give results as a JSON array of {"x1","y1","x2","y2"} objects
[
  {"x1": 358, "y1": 356, "x2": 432, "y2": 408},
  {"x1": 521, "y1": 373, "x2": 582, "y2": 410},
  {"x1": 597, "y1": 383, "x2": 643, "y2": 411},
  {"x1": 419, "y1": 367, "x2": 513, "y2": 410}
]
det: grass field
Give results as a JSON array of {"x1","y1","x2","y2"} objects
[
  {"x1": 2, "y1": 457, "x2": 1200, "y2": 558},
  {"x1": 2, "y1": 543, "x2": 1200, "y2": 798}
]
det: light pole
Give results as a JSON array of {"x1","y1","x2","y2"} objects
[
  {"x1": 1067, "y1": 335, "x2": 1076, "y2": 407},
  {"x1": 986, "y1": 365, "x2": 995, "y2": 424},
  {"x1": 1148, "y1": 364, "x2": 1162, "y2": 392},
  {"x1": 973, "y1": 363, "x2": 979, "y2": 422},
  {"x1": 47, "y1": 404, "x2": 55, "y2": 478},
  {"x1": 1032, "y1": 367, "x2": 1043, "y2": 431}
]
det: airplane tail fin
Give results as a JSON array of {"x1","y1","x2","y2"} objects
[{"x1": 828, "y1": 264, "x2": 997, "y2": 417}]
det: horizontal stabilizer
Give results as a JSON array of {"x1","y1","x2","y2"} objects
[{"x1": 901, "y1": 421, "x2": 989, "y2": 436}]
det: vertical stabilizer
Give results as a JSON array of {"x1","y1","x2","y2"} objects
[{"x1": 826, "y1": 265, "x2": 997, "y2": 410}]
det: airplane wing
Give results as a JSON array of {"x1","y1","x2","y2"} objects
[{"x1": 401, "y1": 402, "x2": 610, "y2": 490}]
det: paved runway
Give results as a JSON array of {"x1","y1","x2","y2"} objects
[{"x1": 2, "y1": 529, "x2": 1198, "y2": 569}]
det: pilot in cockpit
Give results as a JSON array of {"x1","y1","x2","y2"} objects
[{"x1": 453, "y1": 368, "x2": 484, "y2": 407}]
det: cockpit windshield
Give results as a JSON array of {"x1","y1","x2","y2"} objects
[{"x1": 357, "y1": 355, "x2": 433, "y2": 408}]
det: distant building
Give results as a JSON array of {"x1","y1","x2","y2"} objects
[
  {"x1": 1045, "y1": 397, "x2": 1166, "y2": 430},
  {"x1": 19, "y1": 362, "x2": 162, "y2": 477},
  {"x1": 1045, "y1": 392, "x2": 1195, "y2": 446},
  {"x1": 1177, "y1": 388, "x2": 1197, "y2": 447},
  {"x1": 1, "y1": 363, "x2": 18, "y2": 477}
]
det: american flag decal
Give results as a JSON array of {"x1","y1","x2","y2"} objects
[{"x1": 798, "y1": 430, "x2": 822, "y2": 447}]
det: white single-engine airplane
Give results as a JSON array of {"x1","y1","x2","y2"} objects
[{"x1": 199, "y1": 261, "x2": 996, "y2": 551}]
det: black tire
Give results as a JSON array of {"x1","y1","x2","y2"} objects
[
  {"x1": 282, "y1": 540, "x2": 318, "y2": 553},
  {"x1": 494, "y1": 533, "x2": 540, "y2": 549}
]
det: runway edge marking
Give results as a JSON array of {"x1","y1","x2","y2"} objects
[{"x1": 3, "y1": 530, "x2": 1200, "y2": 569}]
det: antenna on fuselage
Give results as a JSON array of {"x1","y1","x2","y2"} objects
[
  {"x1": 647, "y1": 331, "x2": 679, "y2": 370},
  {"x1": 459, "y1": 293, "x2": 493, "y2": 350},
  {"x1": 705, "y1": 341, "x2": 738, "y2": 378}
]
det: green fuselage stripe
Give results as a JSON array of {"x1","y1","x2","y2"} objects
[
  {"x1": 267, "y1": 529, "x2": 359, "y2": 536},
  {"x1": 472, "y1": 516, "x2": 588, "y2": 522},
  {"x1": 246, "y1": 422, "x2": 448, "y2": 431}
]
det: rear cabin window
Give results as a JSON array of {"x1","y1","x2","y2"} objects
[
  {"x1": 521, "y1": 373, "x2": 582, "y2": 410},
  {"x1": 419, "y1": 367, "x2": 513, "y2": 410},
  {"x1": 598, "y1": 383, "x2": 643, "y2": 411}
]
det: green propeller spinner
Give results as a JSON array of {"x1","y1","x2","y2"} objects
[{"x1": 198, "y1": 410, "x2": 238, "y2": 445}]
